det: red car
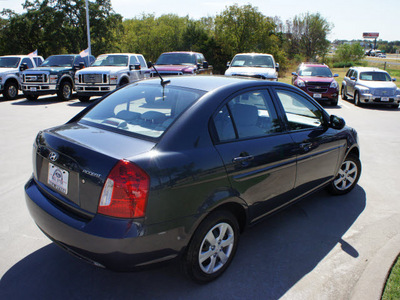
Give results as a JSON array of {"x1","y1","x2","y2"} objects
[
  {"x1": 292, "y1": 63, "x2": 339, "y2": 106},
  {"x1": 151, "y1": 52, "x2": 212, "y2": 76}
]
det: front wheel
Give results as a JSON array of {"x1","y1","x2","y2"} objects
[
  {"x1": 327, "y1": 154, "x2": 361, "y2": 195},
  {"x1": 3, "y1": 81, "x2": 18, "y2": 100},
  {"x1": 57, "y1": 81, "x2": 73, "y2": 101},
  {"x1": 182, "y1": 211, "x2": 239, "y2": 283},
  {"x1": 354, "y1": 92, "x2": 361, "y2": 106},
  {"x1": 341, "y1": 86, "x2": 348, "y2": 100}
]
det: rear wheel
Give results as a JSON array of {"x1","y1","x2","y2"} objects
[
  {"x1": 182, "y1": 211, "x2": 239, "y2": 283},
  {"x1": 341, "y1": 86, "x2": 347, "y2": 100},
  {"x1": 57, "y1": 81, "x2": 73, "y2": 101},
  {"x1": 327, "y1": 154, "x2": 361, "y2": 195},
  {"x1": 3, "y1": 81, "x2": 18, "y2": 100}
]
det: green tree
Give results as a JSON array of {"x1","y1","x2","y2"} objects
[
  {"x1": 334, "y1": 43, "x2": 364, "y2": 63},
  {"x1": 284, "y1": 12, "x2": 332, "y2": 60}
]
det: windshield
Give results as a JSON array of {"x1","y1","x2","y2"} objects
[
  {"x1": 41, "y1": 55, "x2": 75, "y2": 67},
  {"x1": 298, "y1": 66, "x2": 333, "y2": 77},
  {"x1": 231, "y1": 55, "x2": 274, "y2": 68},
  {"x1": 156, "y1": 53, "x2": 196, "y2": 65},
  {"x1": 81, "y1": 83, "x2": 205, "y2": 139},
  {"x1": 360, "y1": 72, "x2": 391, "y2": 81},
  {"x1": 92, "y1": 55, "x2": 129, "y2": 67},
  {"x1": 0, "y1": 57, "x2": 20, "y2": 68}
]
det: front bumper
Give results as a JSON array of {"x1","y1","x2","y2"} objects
[
  {"x1": 25, "y1": 177, "x2": 186, "y2": 270},
  {"x1": 22, "y1": 84, "x2": 57, "y2": 95},
  {"x1": 359, "y1": 93, "x2": 400, "y2": 105},
  {"x1": 75, "y1": 84, "x2": 117, "y2": 96}
]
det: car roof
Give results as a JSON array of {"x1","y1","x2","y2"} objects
[
  {"x1": 351, "y1": 67, "x2": 387, "y2": 72},
  {"x1": 97, "y1": 53, "x2": 142, "y2": 56},
  {"x1": 300, "y1": 63, "x2": 329, "y2": 68},
  {"x1": 234, "y1": 53, "x2": 273, "y2": 56},
  {"x1": 161, "y1": 51, "x2": 202, "y2": 55},
  {"x1": 0, "y1": 55, "x2": 41, "y2": 58},
  {"x1": 138, "y1": 75, "x2": 287, "y2": 92}
]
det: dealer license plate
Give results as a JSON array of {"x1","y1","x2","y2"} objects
[
  {"x1": 381, "y1": 97, "x2": 389, "y2": 102},
  {"x1": 313, "y1": 93, "x2": 322, "y2": 98},
  {"x1": 48, "y1": 163, "x2": 69, "y2": 194},
  {"x1": 30, "y1": 87, "x2": 37, "y2": 92}
]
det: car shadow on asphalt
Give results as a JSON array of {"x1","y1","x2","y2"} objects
[
  {"x1": 0, "y1": 187, "x2": 366, "y2": 299},
  {"x1": 341, "y1": 99, "x2": 399, "y2": 111}
]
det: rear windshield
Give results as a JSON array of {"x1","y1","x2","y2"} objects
[
  {"x1": 81, "y1": 83, "x2": 205, "y2": 139},
  {"x1": 359, "y1": 72, "x2": 391, "y2": 81}
]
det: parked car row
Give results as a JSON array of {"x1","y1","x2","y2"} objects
[{"x1": 290, "y1": 63, "x2": 400, "y2": 109}]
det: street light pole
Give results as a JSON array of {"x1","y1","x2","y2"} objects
[{"x1": 85, "y1": 0, "x2": 92, "y2": 57}]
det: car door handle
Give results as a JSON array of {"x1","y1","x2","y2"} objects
[
  {"x1": 300, "y1": 142, "x2": 312, "y2": 152},
  {"x1": 233, "y1": 155, "x2": 254, "y2": 164}
]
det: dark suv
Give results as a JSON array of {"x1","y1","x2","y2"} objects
[{"x1": 292, "y1": 63, "x2": 339, "y2": 105}]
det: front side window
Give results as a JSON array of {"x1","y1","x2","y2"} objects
[
  {"x1": 214, "y1": 90, "x2": 281, "y2": 142},
  {"x1": 81, "y1": 84, "x2": 205, "y2": 139},
  {"x1": 276, "y1": 89, "x2": 325, "y2": 131},
  {"x1": 21, "y1": 58, "x2": 34, "y2": 69},
  {"x1": 129, "y1": 56, "x2": 139, "y2": 65},
  {"x1": 138, "y1": 56, "x2": 147, "y2": 68}
]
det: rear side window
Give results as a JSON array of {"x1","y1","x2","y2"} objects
[
  {"x1": 81, "y1": 84, "x2": 205, "y2": 139},
  {"x1": 213, "y1": 89, "x2": 282, "y2": 142}
]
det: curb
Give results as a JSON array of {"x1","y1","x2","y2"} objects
[{"x1": 351, "y1": 234, "x2": 400, "y2": 300}]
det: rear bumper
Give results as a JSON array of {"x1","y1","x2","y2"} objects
[{"x1": 25, "y1": 177, "x2": 186, "y2": 270}]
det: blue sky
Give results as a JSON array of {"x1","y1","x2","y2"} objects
[{"x1": 2, "y1": 0, "x2": 399, "y2": 41}]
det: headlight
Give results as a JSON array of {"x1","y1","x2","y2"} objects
[
  {"x1": 359, "y1": 89, "x2": 370, "y2": 95},
  {"x1": 396, "y1": 88, "x2": 400, "y2": 95},
  {"x1": 49, "y1": 75, "x2": 58, "y2": 83},
  {"x1": 297, "y1": 79, "x2": 305, "y2": 87},
  {"x1": 330, "y1": 81, "x2": 338, "y2": 88}
]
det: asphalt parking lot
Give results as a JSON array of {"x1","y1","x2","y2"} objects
[{"x1": 0, "y1": 93, "x2": 399, "y2": 299}]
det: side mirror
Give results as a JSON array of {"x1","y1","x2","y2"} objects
[
  {"x1": 226, "y1": 61, "x2": 231, "y2": 67},
  {"x1": 79, "y1": 62, "x2": 85, "y2": 69},
  {"x1": 203, "y1": 61, "x2": 209, "y2": 69},
  {"x1": 392, "y1": 78, "x2": 397, "y2": 82},
  {"x1": 275, "y1": 63, "x2": 280, "y2": 72},
  {"x1": 350, "y1": 76, "x2": 356, "y2": 80},
  {"x1": 130, "y1": 64, "x2": 141, "y2": 71},
  {"x1": 334, "y1": 74, "x2": 339, "y2": 77},
  {"x1": 197, "y1": 63, "x2": 202, "y2": 69},
  {"x1": 147, "y1": 61, "x2": 153, "y2": 68},
  {"x1": 20, "y1": 63, "x2": 28, "y2": 71},
  {"x1": 329, "y1": 115, "x2": 345, "y2": 130},
  {"x1": 292, "y1": 72, "x2": 298, "y2": 76}
]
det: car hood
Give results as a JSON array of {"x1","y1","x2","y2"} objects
[
  {"x1": 225, "y1": 67, "x2": 277, "y2": 78},
  {"x1": 34, "y1": 122, "x2": 156, "y2": 213},
  {"x1": 358, "y1": 80, "x2": 397, "y2": 89},
  {"x1": 298, "y1": 76, "x2": 334, "y2": 83},
  {"x1": 153, "y1": 65, "x2": 196, "y2": 73},
  {"x1": 76, "y1": 66, "x2": 127, "y2": 74},
  {"x1": 24, "y1": 66, "x2": 72, "y2": 73},
  {"x1": 0, "y1": 67, "x2": 18, "y2": 74}
]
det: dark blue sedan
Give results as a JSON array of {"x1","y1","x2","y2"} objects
[{"x1": 25, "y1": 76, "x2": 361, "y2": 282}]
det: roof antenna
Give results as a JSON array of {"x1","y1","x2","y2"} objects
[{"x1": 148, "y1": 61, "x2": 170, "y2": 87}]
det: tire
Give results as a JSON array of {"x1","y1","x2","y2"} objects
[
  {"x1": 391, "y1": 104, "x2": 399, "y2": 109},
  {"x1": 118, "y1": 79, "x2": 129, "y2": 88},
  {"x1": 182, "y1": 210, "x2": 239, "y2": 283},
  {"x1": 354, "y1": 92, "x2": 361, "y2": 106},
  {"x1": 327, "y1": 154, "x2": 361, "y2": 195},
  {"x1": 25, "y1": 94, "x2": 38, "y2": 101},
  {"x1": 341, "y1": 86, "x2": 347, "y2": 100},
  {"x1": 57, "y1": 81, "x2": 73, "y2": 101},
  {"x1": 78, "y1": 96, "x2": 90, "y2": 102},
  {"x1": 3, "y1": 81, "x2": 18, "y2": 100},
  {"x1": 331, "y1": 97, "x2": 338, "y2": 106}
]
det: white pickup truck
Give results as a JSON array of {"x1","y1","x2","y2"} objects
[
  {"x1": 0, "y1": 55, "x2": 43, "y2": 100},
  {"x1": 74, "y1": 53, "x2": 150, "y2": 102}
]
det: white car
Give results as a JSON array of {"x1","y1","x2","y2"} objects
[
  {"x1": 0, "y1": 55, "x2": 43, "y2": 100},
  {"x1": 224, "y1": 53, "x2": 279, "y2": 81},
  {"x1": 75, "y1": 53, "x2": 150, "y2": 102}
]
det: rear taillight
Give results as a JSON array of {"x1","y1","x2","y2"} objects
[{"x1": 98, "y1": 160, "x2": 149, "y2": 218}]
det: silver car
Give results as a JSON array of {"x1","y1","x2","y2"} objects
[{"x1": 341, "y1": 67, "x2": 400, "y2": 108}]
